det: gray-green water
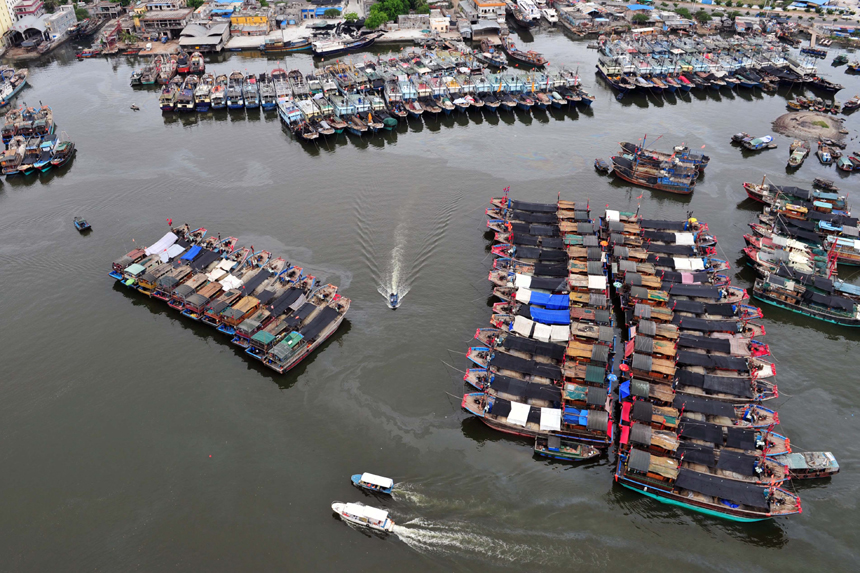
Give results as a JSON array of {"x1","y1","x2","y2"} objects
[{"x1": 1, "y1": 31, "x2": 859, "y2": 571}]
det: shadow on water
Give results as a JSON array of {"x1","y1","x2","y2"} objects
[{"x1": 110, "y1": 281, "x2": 352, "y2": 385}]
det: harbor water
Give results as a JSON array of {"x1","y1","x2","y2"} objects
[{"x1": 1, "y1": 31, "x2": 859, "y2": 571}]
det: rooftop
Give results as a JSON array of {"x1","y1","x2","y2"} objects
[{"x1": 142, "y1": 8, "x2": 194, "y2": 20}]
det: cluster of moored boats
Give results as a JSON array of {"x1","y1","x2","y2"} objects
[
  {"x1": 742, "y1": 178, "x2": 860, "y2": 327},
  {"x1": 0, "y1": 67, "x2": 28, "y2": 109},
  {"x1": 108, "y1": 224, "x2": 350, "y2": 374},
  {"x1": 131, "y1": 50, "x2": 206, "y2": 87},
  {"x1": 787, "y1": 95, "x2": 859, "y2": 115},
  {"x1": 601, "y1": 139, "x2": 709, "y2": 195},
  {"x1": 0, "y1": 105, "x2": 75, "y2": 177},
  {"x1": 596, "y1": 34, "x2": 844, "y2": 97},
  {"x1": 462, "y1": 195, "x2": 839, "y2": 522}
]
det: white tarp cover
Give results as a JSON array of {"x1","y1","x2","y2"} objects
[
  {"x1": 605, "y1": 210, "x2": 620, "y2": 222},
  {"x1": 673, "y1": 257, "x2": 693, "y2": 270},
  {"x1": 507, "y1": 401, "x2": 531, "y2": 427},
  {"x1": 588, "y1": 275, "x2": 607, "y2": 290},
  {"x1": 160, "y1": 244, "x2": 186, "y2": 263},
  {"x1": 145, "y1": 232, "x2": 178, "y2": 256},
  {"x1": 207, "y1": 269, "x2": 228, "y2": 282},
  {"x1": 690, "y1": 258, "x2": 705, "y2": 271},
  {"x1": 515, "y1": 288, "x2": 533, "y2": 303},
  {"x1": 219, "y1": 275, "x2": 243, "y2": 290},
  {"x1": 540, "y1": 408, "x2": 562, "y2": 431},
  {"x1": 772, "y1": 235, "x2": 788, "y2": 246},
  {"x1": 360, "y1": 473, "x2": 394, "y2": 489},
  {"x1": 512, "y1": 315, "x2": 534, "y2": 337},
  {"x1": 218, "y1": 259, "x2": 234, "y2": 271},
  {"x1": 343, "y1": 503, "x2": 389, "y2": 522},
  {"x1": 515, "y1": 274, "x2": 532, "y2": 289},
  {"x1": 675, "y1": 233, "x2": 695, "y2": 246},
  {"x1": 533, "y1": 323, "x2": 552, "y2": 342},
  {"x1": 550, "y1": 325, "x2": 569, "y2": 342}
]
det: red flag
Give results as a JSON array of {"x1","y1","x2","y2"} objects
[
  {"x1": 637, "y1": 194, "x2": 643, "y2": 199},
  {"x1": 167, "y1": 218, "x2": 173, "y2": 226}
]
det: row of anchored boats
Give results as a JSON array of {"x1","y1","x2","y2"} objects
[
  {"x1": 741, "y1": 178, "x2": 860, "y2": 327},
  {"x1": 596, "y1": 32, "x2": 844, "y2": 98},
  {"x1": 459, "y1": 194, "x2": 838, "y2": 522},
  {"x1": 109, "y1": 225, "x2": 349, "y2": 374},
  {"x1": 130, "y1": 51, "x2": 206, "y2": 87},
  {"x1": 0, "y1": 105, "x2": 75, "y2": 177}
]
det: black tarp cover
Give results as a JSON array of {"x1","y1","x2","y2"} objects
[
  {"x1": 513, "y1": 234, "x2": 540, "y2": 247},
  {"x1": 528, "y1": 277, "x2": 569, "y2": 292},
  {"x1": 255, "y1": 289, "x2": 277, "y2": 306},
  {"x1": 678, "y1": 335, "x2": 733, "y2": 353},
  {"x1": 677, "y1": 443, "x2": 716, "y2": 467},
  {"x1": 627, "y1": 449, "x2": 652, "y2": 473},
  {"x1": 678, "y1": 420, "x2": 723, "y2": 444},
  {"x1": 726, "y1": 427, "x2": 756, "y2": 451},
  {"x1": 510, "y1": 223, "x2": 559, "y2": 237},
  {"x1": 490, "y1": 398, "x2": 512, "y2": 418},
  {"x1": 533, "y1": 264, "x2": 568, "y2": 277},
  {"x1": 513, "y1": 211, "x2": 557, "y2": 224},
  {"x1": 515, "y1": 247, "x2": 567, "y2": 262},
  {"x1": 299, "y1": 306, "x2": 339, "y2": 340},
  {"x1": 191, "y1": 250, "x2": 221, "y2": 271},
  {"x1": 490, "y1": 375, "x2": 561, "y2": 402},
  {"x1": 676, "y1": 351, "x2": 749, "y2": 372},
  {"x1": 671, "y1": 299, "x2": 736, "y2": 316},
  {"x1": 676, "y1": 370, "x2": 753, "y2": 399},
  {"x1": 282, "y1": 302, "x2": 317, "y2": 330},
  {"x1": 630, "y1": 422, "x2": 652, "y2": 445},
  {"x1": 716, "y1": 450, "x2": 757, "y2": 476},
  {"x1": 671, "y1": 316, "x2": 742, "y2": 333},
  {"x1": 510, "y1": 200, "x2": 557, "y2": 213},
  {"x1": 674, "y1": 395, "x2": 736, "y2": 417},
  {"x1": 640, "y1": 219, "x2": 688, "y2": 231},
  {"x1": 646, "y1": 243, "x2": 697, "y2": 255},
  {"x1": 674, "y1": 469, "x2": 768, "y2": 509},
  {"x1": 643, "y1": 230, "x2": 682, "y2": 243},
  {"x1": 489, "y1": 352, "x2": 562, "y2": 380},
  {"x1": 583, "y1": 235, "x2": 600, "y2": 247},
  {"x1": 631, "y1": 400, "x2": 653, "y2": 422},
  {"x1": 501, "y1": 335, "x2": 565, "y2": 361},
  {"x1": 239, "y1": 271, "x2": 269, "y2": 296},
  {"x1": 801, "y1": 290, "x2": 855, "y2": 312},
  {"x1": 268, "y1": 288, "x2": 302, "y2": 316},
  {"x1": 668, "y1": 284, "x2": 722, "y2": 299}
]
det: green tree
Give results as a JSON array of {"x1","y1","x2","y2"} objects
[
  {"x1": 324, "y1": 8, "x2": 342, "y2": 17},
  {"x1": 344, "y1": 12, "x2": 359, "y2": 22},
  {"x1": 44, "y1": 0, "x2": 57, "y2": 13},
  {"x1": 260, "y1": 0, "x2": 269, "y2": 5},
  {"x1": 725, "y1": 0, "x2": 732, "y2": 6},
  {"x1": 187, "y1": 0, "x2": 205, "y2": 8},
  {"x1": 632, "y1": 13, "x2": 650, "y2": 24},
  {"x1": 74, "y1": 7, "x2": 89, "y2": 21},
  {"x1": 364, "y1": 12, "x2": 388, "y2": 28},
  {"x1": 674, "y1": 7, "x2": 691, "y2": 18},
  {"x1": 695, "y1": 10, "x2": 712, "y2": 22}
]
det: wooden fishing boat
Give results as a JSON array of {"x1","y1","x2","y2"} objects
[
  {"x1": 534, "y1": 436, "x2": 600, "y2": 461},
  {"x1": 611, "y1": 156, "x2": 695, "y2": 195},
  {"x1": 752, "y1": 275, "x2": 860, "y2": 327},
  {"x1": 787, "y1": 140, "x2": 810, "y2": 169},
  {"x1": 772, "y1": 452, "x2": 839, "y2": 479},
  {"x1": 73, "y1": 216, "x2": 91, "y2": 232}
]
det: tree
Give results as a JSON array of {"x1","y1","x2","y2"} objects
[
  {"x1": 712, "y1": 10, "x2": 725, "y2": 17},
  {"x1": 674, "y1": 7, "x2": 691, "y2": 18},
  {"x1": 44, "y1": 0, "x2": 57, "y2": 13},
  {"x1": 344, "y1": 12, "x2": 359, "y2": 22},
  {"x1": 187, "y1": 0, "x2": 205, "y2": 8},
  {"x1": 260, "y1": 0, "x2": 268, "y2": 5},
  {"x1": 74, "y1": 7, "x2": 89, "y2": 21},
  {"x1": 695, "y1": 10, "x2": 712, "y2": 23},
  {"x1": 725, "y1": 0, "x2": 732, "y2": 6},
  {"x1": 324, "y1": 8, "x2": 341, "y2": 17},
  {"x1": 632, "y1": 13, "x2": 650, "y2": 24},
  {"x1": 364, "y1": 12, "x2": 388, "y2": 28}
]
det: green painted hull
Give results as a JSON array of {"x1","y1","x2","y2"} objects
[
  {"x1": 619, "y1": 482, "x2": 771, "y2": 523},
  {"x1": 753, "y1": 292, "x2": 860, "y2": 327}
]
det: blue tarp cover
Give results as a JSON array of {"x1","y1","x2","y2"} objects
[
  {"x1": 529, "y1": 307, "x2": 571, "y2": 325},
  {"x1": 181, "y1": 245, "x2": 202, "y2": 260},
  {"x1": 627, "y1": 4, "x2": 654, "y2": 9},
  {"x1": 529, "y1": 291, "x2": 569, "y2": 310}
]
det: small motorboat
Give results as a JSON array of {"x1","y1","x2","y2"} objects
[
  {"x1": 389, "y1": 292, "x2": 399, "y2": 309},
  {"x1": 813, "y1": 178, "x2": 839, "y2": 191},
  {"x1": 534, "y1": 436, "x2": 600, "y2": 461},
  {"x1": 594, "y1": 158, "x2": 613, "y2": 173},
  {"x1": 331, "y1": 502, "x2": 394, "y2": 533},
  {"x1": 74, "y1": 216, "x2": 91, "y2": 232},
  {"x1": 130, "y1": 104, "x2": 140, "y2": 111},
  {"x1": 351, "y1": 472, "x2": 394, "y2": 495}
]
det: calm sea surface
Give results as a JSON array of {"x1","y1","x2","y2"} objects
[{"x1": 1, "y1": 29, "x2": 859, "y2": 572}]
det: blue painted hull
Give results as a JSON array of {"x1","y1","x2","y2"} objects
[{"x1": 195, "y1": 103, "x2": 211, "y2": 112}]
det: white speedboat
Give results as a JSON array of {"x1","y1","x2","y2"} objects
[
  {"x1": 331, "y1": 502, "x2": 395, "y2": 533},
  {"x1": 542, "y1": 8, "x2": 558, "y2": 23}
]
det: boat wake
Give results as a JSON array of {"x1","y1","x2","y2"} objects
[{"x1": 377, "y1": 220, "x2": 410, "y2": 307}]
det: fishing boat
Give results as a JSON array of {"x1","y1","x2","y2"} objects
[
  {"x1": 259, "y1": 73, "x2": 277, "y2": 111},
  {"x1": 311, "y1": 31, "x2": 382, "y2": 57},
  {"x1": 787, "y1": 140, "x2": 810, "y2": 169},
  {"x1": 534, "y1": 436, "x2": 600, "y2": 461},
  {"x1": 175, "y1": 75, "x2": 199, "y2": 112},
  {"x1": 615, "y1": 451, "x2": 801, "y2": 522},
  {"x1": 742, "y1": 136, "x2": 777, "y2": 151},
  {"x1": 159, "y1": 81, "x2": 179, "y2": 112},
  {"x1": 389, "y1": 292, "x2": 399, "y2": 309},
  {"x1": 331, "y1": 502, "x2": 394, "y2": 533},
  {"x1": 772, "y1": 452, "x2": 839, "y2": 479},
  {"x1": 140, "y1": 57, "x2": 160, "y2": 85},
  {"x1": 243, "y1": 74, "x2": 260, "y2": 109},
  {"x1": 501, "y1": 37, "x2": 548, "y2": 68},
  {"x1": 477, "y1": 39, "x2": 507, "y2": 69},
  {"x1": 73, "y1": 217, "x2": 91, "y2": 232},
  {"x1": 194, "y1": 73, "x2": 214, "y2": 112},
  {"x1": 17, "y1": 136, "x2": 41, "y2": 175},
  {"x1": 813, "y1": 178, "x2": 838, "y2": 192},
  {"x1": 157, "y1": 55, "x2": 177, "y2": 85},
  {"x1": 611, "y1": 156, "x2": 695, "y2": 195},
  {"x1": 48, "y1": 132, "x2": 75, "y2": 170},
  {"x1": 189, "y1": 51, "x2": 205, "y2": 75},
  {"x1": 259, "y1": 37, "x2": 311, "y2": 53},
  {"x1": 226, "y1": 71, "x2": 245, "y2": 109},
  {"x1": 836, "y1": 156, "x2": 854, "y2": 172},
  {"x1": 176, "y1": 51, "x2": 190, "y2": 74},
  {"x1": 1, "y1": 135, "x2": 25, "y2": 176},
  {"x1": 620, "y1": 141, "x2": 710, "y2": 170},
  {"x1": 32, "y1": 133, "x2": 58, "y2": 172},
  {"x1": 211, "y1": 74, "x2": 228, "y2": 110},
  {"x1": 76, "y1": 48, "x2": 102, "y2": 59},
  {"x1": 350, "y1": 473, "x2": 393, "y2": 495},
  {"x1": 752, "y1": 274, "x2": 860, "y2": 326},
  {"x1": 0, "y1": 69, "x2": 28, "y2": 108}
]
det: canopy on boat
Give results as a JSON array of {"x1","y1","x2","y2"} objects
[
  {"x1": 640, "y1": 219, "x2": 688, "y2": 231},
  {"x1": 540, "y1": 407, "x2": 561, "y2": 431},
  {"x1": 299, "y1": 306, "x2": 339, "y2": 340},
  {"x1": 671, "y1": 299, "x2": 735, "y2": 316},
  {"x1": 676, "y1": 371, "x2": 753, "y2": 399},
  {"x1": 490, "y1": 375, "x2": 559, "y2": 402},
  {"x1": 516, "y1": 288, "x2": 569, "y2": 310},
  {"x1": 672, "y1": 257, "x2": 706, "y2": 271},
  {"x1": 160, "y1": 244, "x2": 186, "y2": 263},
  {"x1": 529, "y1": 307, "x2": 570, "y2": 325},
  {"x1": 125, "y1": 263, "x2": 146, "y2": 276},
  {"x1": 676, "y1": 350, "x2": 749, "y2": 372},
  {"x1": 673, "y1": 395, "x2": 735, "y2": 417},
  {"x1": 533, "y1": 323, "x2": 553, "y2": 343},
  {"x1": 359, "y1": 473, "x2": 393, "y2": 489},
  {"x1": 181, "y1": 245, "x2": 202, "y2": 261},
  {"x1": 507, "y1": 401, "x2": 531, "y2": 427},
  {"x1": 501, "y1": 334, "x2": 564, "y2": 360},
  {"x1": 489, "y1": 352, "x2": 562, "y2": 380},
  {"x1": 145, "y1": 232, "x2": 178, "y2": 256},
  {"x1": 679, "y1": 420, "x2": 724, "y2": 444},
  {"x1": 605, "y1": 210, "x2": 620, "y2": 222},
  {"x1": 220, "y1": 275, "x2": 243, "y2": 290},
  {"x1": 588, "y1": 275, "x2": 607, "y2": 291}
]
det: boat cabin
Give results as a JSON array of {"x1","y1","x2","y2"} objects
[
  {"x1": 219, "y1": 296, "x2": 260, "y2": 327},
  {"x1": 137, "y1": 263, "x2": 174, "y2": 296},
  {"x1": 112, "y1": 248, "x2": 147, "y2": 274},
  {"x1": 153, "y1": 265, "x2": 193, "y2": 300},
  {"x1": 351, "y1": 472, "x2": 394, "y2": 494},
  {"x1": 333, "y1": 502, "x2": 394, "y2": 532},
  {"x1": 266, "y1": 331, "x2": 307, "y2": 370},
  {"x1": 170, "y1": 274, "x2": 209, "y2": 307}
]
